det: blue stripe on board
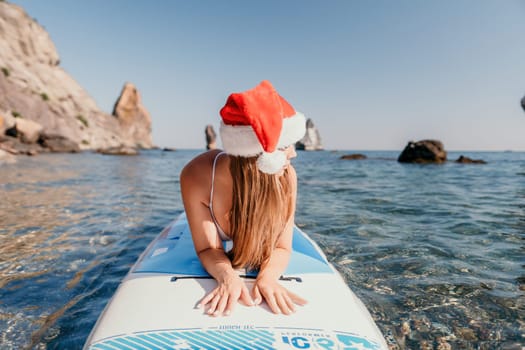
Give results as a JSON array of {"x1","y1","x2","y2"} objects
[
  {"x1": 218, "y1": 331, "x2": 265, "y2": 350},
  {"x1": 188, "y1": 330, "x2": 233, "y2": 350},
  {"x1": 177, "y1": 331, "x2": 219, "y2": 350},
  {"x1": 136, "y1": 334, "x2": 171, "y2": 348},
  {"x1": 90, "y1": 343, "x2": 118, "y2": 350},
  {"x1": 243, "y1": 330, "x2": 275, "y2": 347},
  {"x1": 112, "y1": 338, "x2": 147, "y2": 350},
  {"x1": 212, "y1": 330, "x2": 261, "y2": 350},
  {"x1": 103, "y1": 339, "x2": 133, "y2": 350},
  {"x1": 198, "y1": 331, "x2": 242, "y2": 350},
  {"x1": 171, "y1": 331, "x2": 215, "y2": 349},
  {"x1": 209, "y1": 331, "x2": 246, "y2": 350},
  {"x1": 145, "y1": 332, "x2": 180, "y2": 347},
  {"x1": 230, "y1": 330, "x2": 266, "y2": 349},
  {"x1": 222, "y1": 329, "x2": 253, "y2": 343},
  {"x1": 153, "y1": 332, "x2": 199, "y2": 350},
  {"x1": 125, "y1": 335, "x2": 162, "y2": 349}
]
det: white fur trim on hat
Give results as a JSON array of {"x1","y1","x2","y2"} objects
[
  {"x1": 220, "y1": 112, "x2": 306, "y2": 156},
  {"x1": 257, "y1": 150, "x2": 287, "y2": 174}
]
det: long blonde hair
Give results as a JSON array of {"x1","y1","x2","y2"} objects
[{"x1": 228, "y1": 156, "x2": 293, "y2": 270}]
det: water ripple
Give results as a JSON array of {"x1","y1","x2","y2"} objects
[{"x1": 1, "y1": 150, "x2": 524, "y2": 348}]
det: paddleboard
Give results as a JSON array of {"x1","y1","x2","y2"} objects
[{"x1": 84, "y1": 213, "x2": 388, "y2": 349}]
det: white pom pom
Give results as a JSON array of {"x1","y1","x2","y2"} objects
[{"x1": 256, "y1": 151, "x2": 287, "y2": 174}]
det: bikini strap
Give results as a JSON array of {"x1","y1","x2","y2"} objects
[
  {"x1": 210, "y1": 151, "x2": 226, "y2": 208},
  {"x1": 209, "y1": 152, "x2": 229, "y2": 241}
]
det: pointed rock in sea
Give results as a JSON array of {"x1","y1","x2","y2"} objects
[
  {"x1": 112, "y1": 83, "x2": 153, "y2": 149},
  {"x1": 296, "y1": 118, "x2": 323, "y2": 151}
]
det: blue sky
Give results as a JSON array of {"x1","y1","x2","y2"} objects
[{"x1": 10, "y1": 0, "x2": 525, "y2": 151}]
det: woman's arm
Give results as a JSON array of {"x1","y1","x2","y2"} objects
[
  {"x1": 180, "y1": 156, "x2": 253, "y2": 316},
  {"x1": 252, "y1": 166, "x2": 307, "y2": 314}
]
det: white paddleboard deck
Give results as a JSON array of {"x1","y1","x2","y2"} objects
[{"x1": 85, "y1": 214, "x2": 387, "y2": 349}]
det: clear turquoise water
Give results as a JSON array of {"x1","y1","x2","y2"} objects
[{"x1": 0, "y1": 150, "x2": 523, "y2": 349}]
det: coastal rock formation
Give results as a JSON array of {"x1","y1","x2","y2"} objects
[
  {"x1": 455, "y1": 155, "x2": 487, "y2": 164},
  {"x1": 40, "y1": 134, "x2": 80, "y2": 153},
  {"x1": 112, "y1": 83, "x2": 153, "y2": 148},
  {"x1": 398, "y1": 140, "x2": 447, "y2": 163},
  {"x1": 340, "y1": 154, "x2": 367, "y2": 160},
  {"x1": 0, "y1": 2, "x2": 153, "y2": 154},
  {"x1": 0, "y1": 112, "x2": 15, "y2": 135},
  {"x1": 296, "y1": 118, "x2": 323, "y2": 151},
  {"x1": 0, "y1": 135, "x2": 44, "y2": 155},
  {"x1": 6, "y1": 117, "x2": 43, "y2": 143},
  {"x1": 205, "y1": 125, "x2": 217, "y2": 150},
  {"x1": 521, "y1": 95, "x2": 525, "y2": 112}
]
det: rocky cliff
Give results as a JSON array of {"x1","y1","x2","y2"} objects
[{"x1": 0, "y1": 2, "x2": 152, "y2": 154}]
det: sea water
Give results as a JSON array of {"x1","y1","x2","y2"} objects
[{"x1": 0, "y1": 150, "x2": 523, "y2": 349}]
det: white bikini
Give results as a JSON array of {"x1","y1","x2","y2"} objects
[{"x1": 209, "y1": 152, "x2": 231, "y2": 242}]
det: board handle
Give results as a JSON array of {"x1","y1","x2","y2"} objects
[{"x1": 170, "y1": 275, "x2": 302, "y2": 283}]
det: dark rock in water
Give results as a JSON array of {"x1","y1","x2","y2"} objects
[
  {"x1": 162, "y1": 147, "x2": 176, "y2": 152},
  {"x1": 521, "y1": 95, "x2": 525, "y2": 112},
  {"x1": 39, "y1": 134, "x2": 80, "y2": 153},
  {"x1": 296, "y1": 118, "x2": 323, "y2": 151},
  {"x1": 340, "y1": 153, "x2": 367, "y2": 160},
  {"x1": 96, "y1": 146, "x2": 138, "y2": 156},
  {"x1": 455, "y1": 155, "x2": 486, "y2": 164},
  {"x1": 205, "y1": 125, "x2": 216, "y2": 150},
  {"x1": 398, "y1": 140, "x2": 447, "y2": 163}
]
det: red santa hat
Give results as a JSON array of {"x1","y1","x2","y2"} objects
[{"x1": 219, "y1": 80, "x2": 306, "y2": 174}]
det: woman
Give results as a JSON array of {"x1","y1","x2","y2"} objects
[{"x1": 180, "y1": 80, "x2": 308, "y2": 317}]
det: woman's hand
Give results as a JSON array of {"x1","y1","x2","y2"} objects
[
  {"x1": 252, "y1": 275, "x2": 307, "y2": 315},
  {"x1": 198, "y1": 273, "x2": 254, "y2": 316}
]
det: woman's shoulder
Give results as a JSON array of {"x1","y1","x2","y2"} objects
[{"x1": 180, "y1": 150, "x2": 223, "y2": 182}]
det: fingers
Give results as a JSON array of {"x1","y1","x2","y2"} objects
[
  {"x1": 206, "y1": 293, "x2": 221, "y2": 316},
  {"x1": 197, "y1": 291, "x2": 216, "y2": 309},
  {"x1": 199, "y1": 280, "x2": 255, "y2": 317},
  {"x1": 224, "y1": 284, "x2": 253, "y2": 315},
  {"x1": 203, "y1": 292, "x2": 230, "y2": 316},
  {"x1": 263, "y1": 291, "x2": 294, "y2": 315},
  {"x1": 281, "y1": 293, "x2": 296, "y2": 314},
  {"x1": 288, "y1": 290, "x2": 308, "y2": 306},
  {"x1": 254, "y1": 284, "x2": 307, "y2": 315},
  {"x1": 251, "y1": 285, "x2": 262, "y2": 305},
  {"x1": 239, "y1": 285, "x2": 255, "y2": 307},
  {"x1": 275, "y1": 293, "x2": 293, "y2": 315},
  {"x1": 263, "y1": 291, "x2": 280, "y2": 314},
  {"x1": 214, "y1": 293, "x2": 230, "y2": 316}
]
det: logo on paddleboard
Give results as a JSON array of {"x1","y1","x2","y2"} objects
[{"x1": 89, "y1": 327, "x2": 382, "y2": 349}]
